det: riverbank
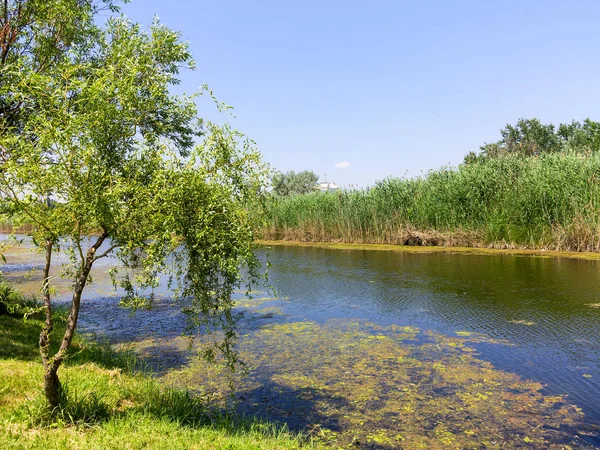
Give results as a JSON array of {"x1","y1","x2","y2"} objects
[
  {"x1": 259, "y1": 239, "x2": 600, "y2": 261},
  {"x1": 0, "y1": 309, "x2": 309, "y2": 449}
]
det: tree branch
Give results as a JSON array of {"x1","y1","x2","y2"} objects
[
  {"x1": 75, "y1": 221, "x2": 85, "y2": 271},
  {"x1": 50, "y1": 231, "x2": 108, "y2": 370},
  {"x1": 0, "y1": 178, "x2": 54, "y2": 235},
  {"x1": 93, "y1": 243, "x2": 118, "y2": 261}
]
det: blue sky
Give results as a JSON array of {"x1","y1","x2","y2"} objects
[{"x1": 117, "y1": 0, "x2": 600, "y2": 187}]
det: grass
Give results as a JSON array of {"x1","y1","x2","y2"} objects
[
  {"x1": 0, "y1": 280, "x2": 41, "y2": 318},
  {"x1": 0, "y1": 306, "x2": 310, "y2": 449},
  {"x1": 264, "y1": 153, "x2": 600, "y2": 252}
]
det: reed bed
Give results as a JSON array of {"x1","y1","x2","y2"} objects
[{"x1": 263, "y1": 153, "x2": 600, "y2": 252}]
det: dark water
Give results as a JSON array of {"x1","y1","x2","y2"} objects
[
  {"x1": 3, "y1": 238, "x2": 600, "y2": 447},
  {"x1": 266, "y1": 246, "x2": 600, "y2": 422}
]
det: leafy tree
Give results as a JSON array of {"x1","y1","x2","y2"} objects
[
  {"x1": 479, "y1": 118, "x2": 560, "y2": 158},
  {"x1": 0, "y1": 1, "x2": 269, "y2": 410},
  {"x1": 465, "y1": 117, "x2": 600, "y2": 163},
  {"x1": 272, "y1": 170, "x2": 319, "y2": 196},
  {"x1": 0, "y1": 1, "x2": 119, "y2": 131},
  {"x1": 557, "y1": 119, "x2": 600, "y2": 153}
]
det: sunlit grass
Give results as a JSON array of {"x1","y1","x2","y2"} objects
[{"x1": 0, "y1": 312, "x2": 310, "y2": 449}]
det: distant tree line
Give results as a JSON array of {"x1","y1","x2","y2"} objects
[{"x1": 464, "y1": 118, "x2": 600, "y2": 163}]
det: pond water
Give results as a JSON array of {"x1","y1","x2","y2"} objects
[{"x1": 2, "y1": 237, "x2": 600, "y2": 449}]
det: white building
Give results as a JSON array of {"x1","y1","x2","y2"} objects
[{"x1": 317, "y1": 180, "x2": 339, "y2": 192}]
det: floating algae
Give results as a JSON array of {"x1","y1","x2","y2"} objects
[
  {"x1": 510, "y1": 319, "x2": 537, "y2": 326},
  {"x1": 161, "y1": 319, "x2": 587, "y2": 449}
]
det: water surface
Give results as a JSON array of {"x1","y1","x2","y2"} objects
[{"x1": 3, "y1": 238, "x2": 599, "y2": 448}]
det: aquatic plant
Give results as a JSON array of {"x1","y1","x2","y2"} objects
[
  {"x1": 162, "y1": 317, "x2": 587, "y2": 449},
  {"x1": 264, "y1": 153, "x2": 600, "y2": 252}
]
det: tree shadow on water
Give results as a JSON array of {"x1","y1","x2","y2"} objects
[
  {"x1": 228, "y1": 375, "x2": 400, "y2": 450},
  {"x1": 236, "y1": 378, "x2": 347, "y2": 434}
]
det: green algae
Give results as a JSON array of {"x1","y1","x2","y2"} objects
[
  {"x1": 259, "y1": 239, "x2": 600, "y2": 262},
  {"x1": 234, "y1": 295, "x2": 289, "y2": 309},
  {"x1": 157, "y1": 319, "x2": 585, "y2": 449},
  {"x1": 510, "y1": 319, "x2": 537, "y2": 326},
  {"x1": 454, "y1": 331, "x2": 472, "y2": 337}
]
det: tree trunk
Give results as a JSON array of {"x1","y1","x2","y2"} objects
[
  {"x1": 39, "y1": 240, "x2": 53, "y2": 369},
  {"x1": 44, "y1": 365, "x2": 61, "y2": 410},
  {"x1": 39, "y1": 239, "x2": 60, "y2": 408},
  {"x1": 41, "y1": 232, "x2": 108, "y2": 410}
]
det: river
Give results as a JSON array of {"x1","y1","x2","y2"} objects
[{"x1": 3, "y1": 237, "x2": 599, "y2": 448}]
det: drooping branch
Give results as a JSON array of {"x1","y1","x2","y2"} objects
[{"x1": 0, "y1": 176, "x2": 54, "y2": 234}]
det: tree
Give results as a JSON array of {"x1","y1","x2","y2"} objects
[
  {"x1": 476, "y1": 118, "x2": 560, "y2": 159},
  {"x1": 557, "y1": 119, "x2": 600, "y2": 153},
  {"x1": 465, "y1": 117, "x2": 600, "y2": 163},
  {"x1": 0, "y1": 1, "x2": 269, "y2": 410},
  {"x1": 272, "y1": 170, "x2": 319, "y2": 196},
  {"x1": 1, "y1": 1, "x2": 119, "y2": 131}
]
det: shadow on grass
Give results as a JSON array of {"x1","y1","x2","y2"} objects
[
  {"x1": 0, "y1": 307, "x2": 312, "y2": 447},
  {"x1": 0, "y1": 315, "x2": 44, "y2": 360},
  {"x1": 0, "y1": 311, "x2": 137, "y2": 371}
]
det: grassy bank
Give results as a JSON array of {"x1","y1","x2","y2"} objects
[
  {"x1": 0, "y1": 301, "x2": 308, "y2": 449},
  {"x1": 264, "y1": 153, "x2": 600, "y2": 252}
]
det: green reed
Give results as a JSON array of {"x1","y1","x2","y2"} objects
[{"x1": 264, "y1": 153, "x2": 600, "y2": 251}]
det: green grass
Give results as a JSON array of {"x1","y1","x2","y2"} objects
[
  {"x1": 0, "y1": 310, "x2": 310, "y2": 449},
  {"x1": 264, "y1": 153, "x2": 600, "y2": 252},
  {"x1": 0, "y1": 280, "x2": 41, "y2": 319}
]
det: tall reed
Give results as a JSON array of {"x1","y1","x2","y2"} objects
[{"x1": 263, "y1": 153, "x2": 600, "y2": 252}]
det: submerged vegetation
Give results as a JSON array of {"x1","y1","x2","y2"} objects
[
  {"x1": 2, "y1": 245, "x2": 597, "y2": 448},
  {"x1": 162, "y1": 311, "x2": 590, "y2": 449},
  {"x1": 265, "y1": 151, "x2": 600, "y2": 252}
]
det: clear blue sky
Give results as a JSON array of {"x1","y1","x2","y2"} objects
[{"x1": 116, "y1": 0, "x2": 600, "y2": 187}]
